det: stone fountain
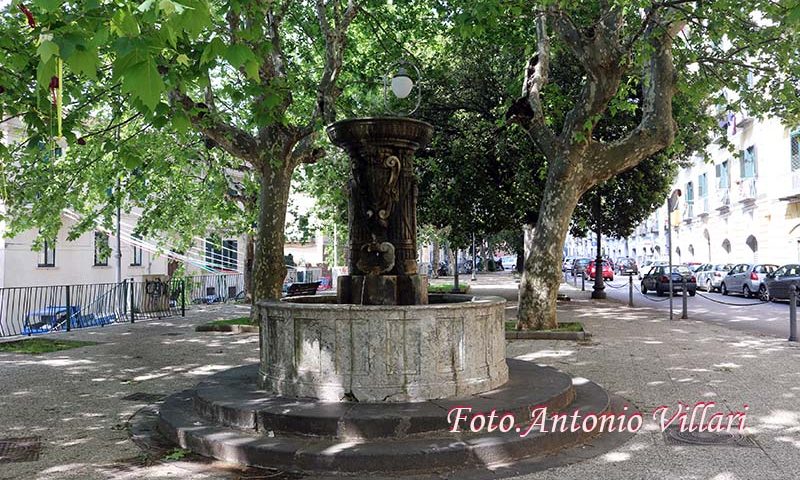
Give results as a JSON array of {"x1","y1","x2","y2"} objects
[{"x1": 155, "y1": 117, "x2": 631, "y2": 477}]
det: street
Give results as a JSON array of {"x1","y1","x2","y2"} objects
[{"x1": 566, "y1": 273, "x2": 798, "y2": 340}]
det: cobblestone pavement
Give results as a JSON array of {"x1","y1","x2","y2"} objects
[{"x1": 1, "y1": 279, "x2": 799, "y2": 479}]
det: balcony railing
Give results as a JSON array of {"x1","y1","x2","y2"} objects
[
  {"x1": 697, "y1": 196, "x2": 710, "y2": 215},
  {"x1": 717, "y1": 188, "x2": 730, "y2": 210},
  {"x1": 738, "y1": 177, "x2": 757, "y2": 202}
]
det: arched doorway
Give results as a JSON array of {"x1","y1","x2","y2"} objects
[
  {"x1": 746, "y1": 235, "x2": 758, "y2": 262},
  {"x1": 688, "y1": 244, "x2": 695, "y2": 260},
  {"x1": 722, "y1": 238, "x2": 731, "y2": 261},
  {"x1": 703, "y1": 229, "x2": 711, "y2": 262},
  {"x1": 675, "y1": 246, "x2": 682, "y2": 264}
]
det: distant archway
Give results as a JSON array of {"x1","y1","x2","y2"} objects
[
  {"x1": 703, "y1": 229, "x2": 711, "y2": 262},
  {"x1": 688, "y1": 244, "x2": 695, "y2": 258},
  {"x1": 746, "y1": 235, "x2": 758, "y2": 262},
  {"x1": 722, "y1": 239, "x2": 731, "y2": 256},
  {"x1": 675, "y1": 246, "x2": 682, "y2": 263}
]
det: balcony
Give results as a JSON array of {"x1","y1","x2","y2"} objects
[
  {"x1": 778, "y1": 172, "x2": 800, "y2": 203},
  {"x1": 716, "y1": 188, "x2": 730, "y2": 211},
  {"x1": 737, "y1": 178, "x2": 757, "y2": 203},
  {"x1": 683, "y1": 202, "x2": 694, "y2": 223},
  {"x1": 697, "y1": 197, "x2": 710, "y2": 216}
]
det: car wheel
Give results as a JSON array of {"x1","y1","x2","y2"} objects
[
  {"x1": 743, "y1": 285, "x2": 752, "y2": 298},
  {"x1": 758, "y1": 285, "x2": 769, "y2": 302},
  {"x1": 641, "y1": 283, "x2": 648, "y2": 294},
  {"x1": 721, "y1": 283, "x2": 728, "y2": 296},
  {"x1": 705, "y1": 279, "x2": 712, "y2": 292}
]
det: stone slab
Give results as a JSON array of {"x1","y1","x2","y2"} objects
[
  {"x1": 157, "y1": 361, "x2": 616, "y2": 476},
  {"x1": 190, "y1": 359, "x2": 574, "y2": 439}
]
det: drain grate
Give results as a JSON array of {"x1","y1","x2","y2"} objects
[
  {"x1": 663, "y1": 427, "x2": 758, "y2": 447},
  {"x1": 0, "y1": 436, "x2": 42, "y2": 463},
  {"x1": 122, "y1": 392, "x2": 165, "y2": 402},
  {"x1": 161, "y1": 332, "x2": 182, "y2": 336}
]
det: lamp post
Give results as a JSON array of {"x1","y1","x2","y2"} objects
[
  {"x1": 591, "y1": 195, "x2": 606, "y2": 299},
  {"x1": 471, "y1": 232, "x2": 477, "y2": 281},
  {"x1": 667, "y1": 189, "x2": 682, "y2": 320}
]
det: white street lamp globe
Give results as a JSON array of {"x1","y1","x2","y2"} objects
[{"x1": 391, "y1": 68, "x2": 414, "y2": 99}]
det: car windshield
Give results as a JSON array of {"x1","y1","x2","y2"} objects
[
  {"x1": 714, "y1": 264, "x2": 733, "y2": 271},
  {"x1": 575, "y1": 259, "x2": 590, "y2": 265},
  {"x1": 757, "y1": 265, "x2": 778, "y2": 273},
  {"x1": 671, "y1": 267, "x2": 691, "y2": 274}
]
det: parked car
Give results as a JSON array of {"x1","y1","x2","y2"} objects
[
  {"x1": 640, "y1": 265, "x2": 697, "y2": 296},
  {"x1": 562, "y1": 257, "x2": 576, "y2": 272},
  {"x1": 571, "y1": 258, "x2": 592, "y2": 277},
  {"x1": 638, "y1": 260, "x2": 661, "y2": 279},
  {"x1": 764, "y1": 264, "x2": 800, "y2": 303},
  {"x1": 615, "y1": 257, "x2": 639, "y2": 275},
  {"x1": 587, "y1": 260, "x2": 614, "y2": 281},
  {"x1": 695, "y1": 263, "x2": 733, "y2": 292},
  {"x1": 720, "y1": 263, "x2": 778, "y2": 298}
]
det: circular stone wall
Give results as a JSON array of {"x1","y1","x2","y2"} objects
[{"x1": 257, "y1": 294, "x2": 508, "y2": 402}]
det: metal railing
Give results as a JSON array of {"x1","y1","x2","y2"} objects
[{"x1": 181, "y1": 273, "x2": 245, "y2": 305}]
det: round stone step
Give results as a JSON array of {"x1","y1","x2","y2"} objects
[
  {"x1": 191, "y1": 359, "x2": 575, "y2": 439},
  {"x1": 157, "y1": 361, "x2": 621, "y2": 476}
]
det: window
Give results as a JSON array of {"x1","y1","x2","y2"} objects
[
  {"x1": 94, "y1": 231, "x2": 109, "y2": 266},
  {"x1": 716, "y1": 161, "x2": 730, "y2": 188},
  {"x1": 131, "y1": 235, "x2": 143, "y2": 266},
  {"x1": 791, "y1": 132, "x2": 800, "y2": 172},
  {"x1": 740, "y1": 146, "x2": 757, "y2": 178},
  {"x1": 205, "y1": 237, "x2": 223, "y2": 267},
  {"x1": 222, "y1": 239, "x2": 238, "y2": 270},
  {"x1": 38, "y1": 239, "x2": 56, "y2": 267},
  {"x1": 698, "y1": 174, "x2": 708, "y2": 197}
]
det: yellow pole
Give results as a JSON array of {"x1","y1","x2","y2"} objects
[{"x1": 56, "y1": 57, "x2": 63, "y2": 139}]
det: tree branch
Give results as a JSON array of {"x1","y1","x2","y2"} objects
[
  {"x1": 169, "y1": 90, "x2": 259, "y2": 163},
  {"x1": 593, "y1": 16, "x2": 686, "y2": 179},
  {"x1": 506, "y1": 11, "x2": 559, "y2": 160}
]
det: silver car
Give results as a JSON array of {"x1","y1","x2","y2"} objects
[
  {"x1": 720, "y1": 263, "x2": 778, "y2": 299},
  {"x1": 695, "y1": 263, "x2": 733, "y2": 292}
]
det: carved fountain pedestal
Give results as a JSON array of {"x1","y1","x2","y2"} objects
[
  {"x1": 153, "y1": 117, "x2": 632, "y2": 478},
  {"x1": 328, "y1": 118, "x2": 433, "y2": 306}
]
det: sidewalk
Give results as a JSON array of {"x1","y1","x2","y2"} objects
[{"x1": 0, "y1": 280, "x2": 799, "y2": 479}]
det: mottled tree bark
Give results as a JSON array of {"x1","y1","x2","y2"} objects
[
  {"x1": 244, "y1": 233, "x2": 254, "y2": 299},
  {"x1": 517, "y1": 161, "x2": 584, "y2": 329},
  {"x1": 253, "y1": 165, "x2": 291, "y2": 301}
]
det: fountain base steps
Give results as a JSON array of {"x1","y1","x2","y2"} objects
[{"x1": 156, "y1": 359, "x2": 635, "y2": 476}]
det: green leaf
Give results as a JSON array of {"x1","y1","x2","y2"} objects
[
  {"x1": 121, "y1": 58, "x2": 165, "y2": 110},
  {"x1": 36, "y1": 57, "x2": 56, "y2": 91},
  {"x1": 172, "y1": 112, "x2": 191, "y2": 133},
  {"x1": 111, "y1": 10, "x2": 141, "y2": 37},
  {"x1": 67, "y1": 46, "x2": 99, "y2": 79},
  {"x1": 37, "y1": 40, "x2": 60, "y2": 63},
  {"x1": 32, "y1": 0, "x2": 62, "y2": 12},
  {"x1": 200, "y1": 37, "x2": 225, "y2": 65},
  {"x1": 243, "y1": 59, "x2": 260, "y2": 81},
  {"x1": 224, "y1": 44, "x2": 255, "y2": 68}
]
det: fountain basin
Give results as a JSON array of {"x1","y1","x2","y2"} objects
[{"x1": 257, "y1": 294, "x2": 508, "y2": 402}]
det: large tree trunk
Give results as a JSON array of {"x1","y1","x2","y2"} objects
[
  {"x1": 431, "y1": 237, "x2": 440, "y2": 278},
  {"x1": 243, "y1": 233, "x2": 254, "y2": 300},
  {"x1": 517, "y1": 160, "x2": 583, "y2": 330},
  {"x1": 252, "y1": 166, "x2": 291, "y2": 302}
]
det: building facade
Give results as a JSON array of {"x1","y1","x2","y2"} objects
[{"x1": 599, "y1": 115, "x2": 800, "y2": 267}]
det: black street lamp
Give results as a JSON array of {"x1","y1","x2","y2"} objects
[{"x1": 592, "y1": 195, "x2": 606, "y2": 300}]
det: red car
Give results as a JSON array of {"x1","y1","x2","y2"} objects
[{"x1": 586, "y1": 260, "x2": 614, "y2": 281}]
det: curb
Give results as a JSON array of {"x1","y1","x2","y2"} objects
[
  {"x1": 195, "y1": 324, "x2": 259, "y2": 333},
  {"x1": 505, "y1": 330, "x2": 589, "y2": 341}
]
